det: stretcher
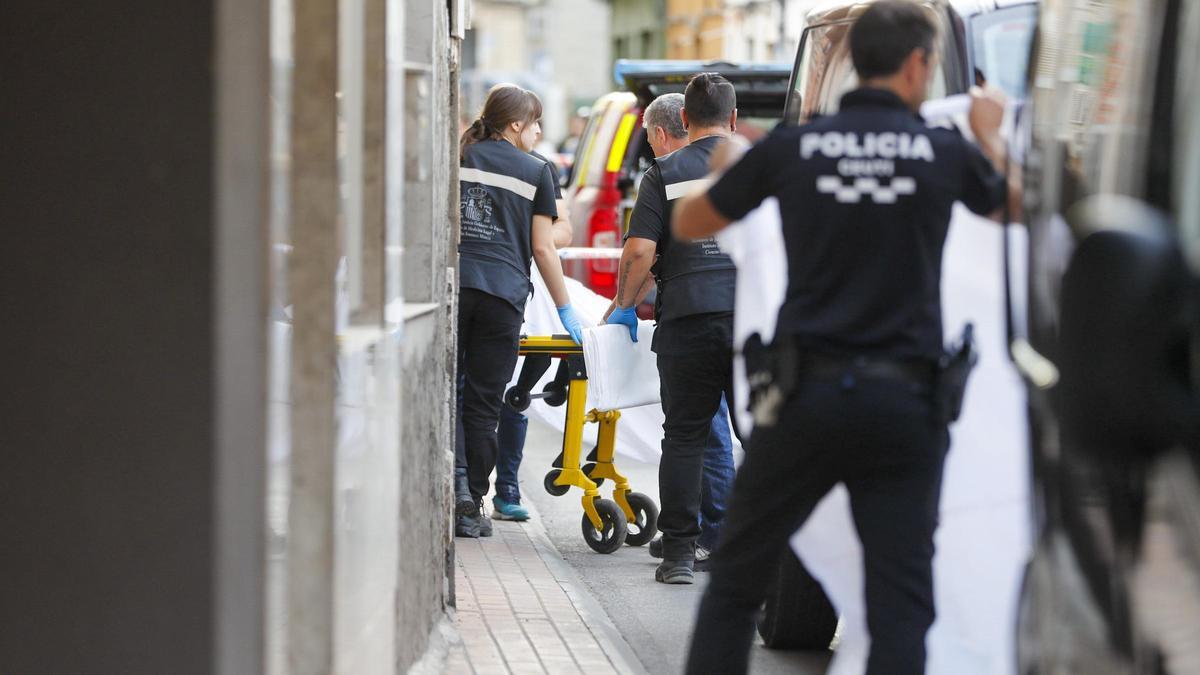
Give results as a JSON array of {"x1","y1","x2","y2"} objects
[{"x1": 505, "y1": 334, "x2": 659, "y2": 554}]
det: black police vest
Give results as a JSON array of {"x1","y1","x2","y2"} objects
[
  {"x1": 652, "y1": 136, "x2": 737, "y2": 322},
  {"x1": 458, "y1": 140, "x2": 546, "y2": 311}
]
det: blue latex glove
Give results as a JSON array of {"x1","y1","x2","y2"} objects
[
  {"x1": 556, "y1": 304, "x2": 584, "y2": 345},
  {"x1": 606, "y1": 305, "x2": 639, "y2": 343}
]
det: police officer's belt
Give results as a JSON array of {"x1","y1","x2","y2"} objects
[
  {"x1": 798, "y1": 353, "x2": 936, "y2": 387},
  {"x1": 747, "y1": 333, "x2": 969, "y2": 428}
]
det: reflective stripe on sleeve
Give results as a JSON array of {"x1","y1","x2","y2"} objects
[
  {"x1": 664, "y1": 178, "x2": 707, "y2": 201},
  {"x1": 460, "y1": 167, "x2": 538, "y2": 201}
]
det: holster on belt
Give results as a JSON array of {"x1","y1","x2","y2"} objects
[
  {"x1": 745, "y1": 333, "x2": 798, "y2": 428},
  {"x1": 934, "y1": 323, "x2": 979, "y2": 425}
]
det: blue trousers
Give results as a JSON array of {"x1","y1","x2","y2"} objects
[
  {"x1": 493, "y1": 394, "x2": 734, "y2": 550},
  {"x1": 699, "y1": 396, "x2": 735, "y2": 550},
  {"x1": 494, "y1": 403, "x2": 528, "y2": 504}
]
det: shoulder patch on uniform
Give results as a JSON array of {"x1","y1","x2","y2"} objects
[{"x1": 460, "y1": 167, "x2": 538, "y2": 201}]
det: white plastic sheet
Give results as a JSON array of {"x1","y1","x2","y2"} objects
[
  {"x1": 780, "y1": 207, "x2": 1032, "y2": 675},
  {"x1": 581, "y1": 323, "x2": 660, "y2": 411}
]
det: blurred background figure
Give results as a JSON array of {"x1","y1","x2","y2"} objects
[{"x1": 557, "y1": 106, "x2": 591, "y2": 155}]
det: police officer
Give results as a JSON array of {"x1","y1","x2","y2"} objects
[
  {"x1": 673, "y1": 2, "x2": 1011, "y2": 672},
  {"x1": 606, "y1": 91, "x2": 738, "y2": 568},
  {"x1": 455, "y1": 83, "x2": 583, "y2": 538},
  {"x1": 606, "y1": 74, "x2": 740, "y2": 585}
]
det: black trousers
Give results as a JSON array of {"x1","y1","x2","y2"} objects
[
  {"x1": 686, "y1": 374, "x2": 949, "y2": 675},
  {"x1": 456, "y1": 288, "x2": 524, "y2": 502},
  {"x1": 655, "y1": 313, "x2": 738, "y2": 561}
]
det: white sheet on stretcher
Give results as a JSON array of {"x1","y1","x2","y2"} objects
[
  {"x1": 505, "y1": 269, "x2": 676, "y2": 464},
  {"x1": 581, "y1": 323, "x2": 660, "y2": 411},
  {"x1": 715, "y1": 97, "x2": 1031, "y2": 675}
]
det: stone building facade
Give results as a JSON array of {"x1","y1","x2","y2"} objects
[
  {"x1": 665, "y1": 0, "x2": 825, "y2": 63},
  {"x1": 666, "y1": 0, "x2": 728, "y2": 59},
  {"x1": 4, "y1": 0, "x2": 466, "y2": 673}
]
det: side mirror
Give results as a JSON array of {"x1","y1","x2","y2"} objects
[{"x1": 1055, "y1": 196, "x2": 1195, "y2": 456}]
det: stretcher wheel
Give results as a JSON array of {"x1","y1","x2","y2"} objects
[
  {"x1": 543, "y1": 470, "x2": 569, "y2": 497},
  {"x1": 504, "y1": 386, "x2": 531, "y2": 412},
  {"x1": 542, "y1": 381, "x2": 567, "y2": 407},
  {"x1": 622, "y1": 492, "x2": 659, "y2": 547},
  {"x1": 582, "y1": 463, "x2": 605, "y2": 487},
  {"x1": 581, "y1": 499, "x2": 627, "y2": 554}
]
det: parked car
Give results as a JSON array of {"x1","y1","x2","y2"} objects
[
  {"x1": 1017, "y1": 0, "x2": 1200, "y2": 671},
  {"x1": 563, "y1": 60, "x2": 792, "y2": 309},
  {"x1": 763, "y1": 0, "x2": 1040, "y2": 654}
]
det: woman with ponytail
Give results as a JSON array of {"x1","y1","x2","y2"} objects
[{"x1": 454, "y1": 84, "x2": 583, "y2": 537}]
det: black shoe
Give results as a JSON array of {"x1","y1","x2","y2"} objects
[
  {"x1": 455, "y1": 499, "x2": 481, "y2": 538},
  {"x1": 655, "y1": 559, "x2": 695, "y2": 585},
  {"x1": 475, "y1": 499, "x2": 493, "y2": 537}
]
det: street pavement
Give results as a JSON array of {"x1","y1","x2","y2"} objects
[
  {"x1": 519, "y1": 417, "x2": 833, "y2": 675},
  {"x1": 444, "y1": 513, "x2": 645, "y2": 675}
]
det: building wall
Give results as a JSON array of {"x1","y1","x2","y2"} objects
[
  {"x1": 611, "y1": 0, "x2": 666, "y2": 61},
  {"x1": 4, "y1": 1, "x2": 227, "y2": 672},
  {"x1": 661, "y1": 0, "x2": 823, "y2": 64},
  {"x1": 469, "y1": 2, "x2": 532, "y2": 73},
  {"x1": 544, "y1": 0, "x2": 613, "y2": 111},
  {"x1": 465, "y1": 0, "x2": 612, "y2": 147},
  {"x1": 723, "y1": 0, "x2": 784, "y2": 62},
  {"x1": 666, "y1": 0, "x2": 726, "y2": 59},
  {"x1": 395, "y1": 0, "x2": 461, "y2": 669},
  {"x1": 266, "y1": 0, "x2": 462, "y2": 673},
  {"x1": 1, "y1": 0, "x2": 461, "y2": 674}
]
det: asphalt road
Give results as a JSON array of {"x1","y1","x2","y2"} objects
[{"x1": 518, "y1": 417, "x2": 833, "y2": 675}]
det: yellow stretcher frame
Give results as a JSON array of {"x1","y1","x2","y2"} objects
[{"x1": 517, "y1": 335, "x2": 639, "y2": 532}]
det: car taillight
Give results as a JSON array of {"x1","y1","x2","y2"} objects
[{"x1": 586, "y1": 198, "x2": 620, "y2": 298}]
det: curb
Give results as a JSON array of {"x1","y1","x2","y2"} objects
[{"x1": 519, "y1": 499, "x2": 652, "y2": 675}]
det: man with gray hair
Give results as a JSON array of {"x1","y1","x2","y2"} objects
[
  {"x1": 642, "y1": 93, "x2": 688, "y2": 158},
  {"x1": 604, "y1": 76, "x2": 740, "y2": 584},
  {"x1": 609, "y1": 91, "x2": 739, "y2": 571}
]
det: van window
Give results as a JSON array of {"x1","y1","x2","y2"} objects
[
  {"x1": 969, "y1": 5, "x2": 1037, "y2": 98},
  {"x1": 785, "y1": 20, "x2": 855, "y2": 124},
  {"x1": 785, "y1": 10, "x2": 951, "y2": 125}
]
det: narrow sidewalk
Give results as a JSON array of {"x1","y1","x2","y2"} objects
[{"x1": 443, "y1": 507, "x2": 647, "y2": 675}]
